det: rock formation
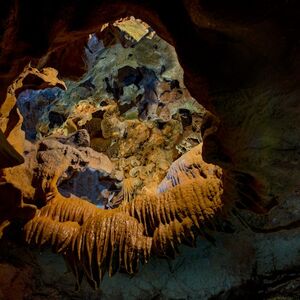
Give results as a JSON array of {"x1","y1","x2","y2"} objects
[
  {"x1": 0, "y1": 1, "x2": 299, "y2": 299},
  {"x1": 0, "y1": 19, "x2": 222, "y2": 293},
  {"x1": 24, "y1": 143, "x2": 223, "y2": 289}
]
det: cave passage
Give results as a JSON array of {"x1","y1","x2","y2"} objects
[{"x1": 16, "y1": 16, "x2": 206, "y2": 207}]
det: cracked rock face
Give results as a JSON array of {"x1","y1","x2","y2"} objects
[{"x1": 0, "y1": 2, "x2": 299, "y2": 299}]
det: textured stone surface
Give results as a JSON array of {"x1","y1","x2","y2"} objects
[
  {"x1": 0, "y1": 1, "x2": 299, "y2": 299},
  {"x1": 17, "y1": 88, "x2": 63, "y2": 141},
  {"x1": 0, "y1": 129, "x2": 24, "y2": 168},
  {"x1": 1, "y1": 214, "x2": 299, "y2": 299},
  {"x1": 26, "y1": 28, "x2": 204, "y2": 203},
  {"x1": 0, "y1": 0, "x2": 299, "y2": 211},
  {"x1": 0, "y1": 131, "x2": 114, "y2": 216},
  {"x1": 0, "y1": 65, "x2": 66, "y2": 157}
]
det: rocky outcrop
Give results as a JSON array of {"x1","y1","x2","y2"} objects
[
  {"x1": 0, "y1": 129, "x2": 24, "y2": 168},
  {"x1": 0, "y1": 65, "x2": 66, "y2": 159},
  {"x1": 23, "y1": 144, "x2": 223, "y2": 289},
  {"x1": 0, "y1": 130, "x2": 115, "y2": 239}
]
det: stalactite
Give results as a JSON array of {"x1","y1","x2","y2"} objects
[{"x1": 23, "y1": 148, "x2": 225, "y2": 289}]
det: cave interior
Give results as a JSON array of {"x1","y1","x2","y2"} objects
[{"x1": 0, "y1": 1, "x2": 299, "y2": 299}]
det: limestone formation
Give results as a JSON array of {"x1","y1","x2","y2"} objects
[
  {"x1": 24, "y1": 145, "x2": 224, "y2": 288},
  {"x1": 0, "y1": 2, "x2": 299, "y2": 298},
  {"x1": 0, "y1": 65, "x2": 66, "y2": 155},
  {"x1": 0, "y1": 129, "x2": 24, "y2": 168},
  {"x1": 17, "y1": 23, "x2": 205, "y2": 206},
  {"x1": 0, "y1": 21, "x2": 220, "y2": 289}
]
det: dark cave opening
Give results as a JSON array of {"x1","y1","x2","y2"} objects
[
  {"x1": 58, "y1": 167, "x2": 121, "y2": 209},
  {"x1": 17, "y1": 87, "x2": 63, "y2": 141}
]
